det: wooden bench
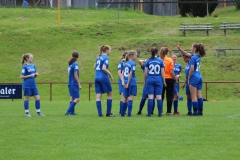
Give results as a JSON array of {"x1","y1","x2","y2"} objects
[
  {"x1": 215, "y1": 49, "x2": 240, "y2": 57},
  {"x1": 220, "y1": 22, "x2": 240, "y2": 36},
  {"x1": 179, "y1": 23, "x2": 213, "y2": 37}
]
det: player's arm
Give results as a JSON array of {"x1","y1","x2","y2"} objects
[
  {"x1": 93, "y1": 63, "x2": 96, "y2": 70},
  {"x1": 102, "y1": 64, "x2": 113, "y2": 80},
  {"x1": 161, "y1": 68, "x2": 166, "y2": 87},
  {"x1": 118, "y1": 70, "x2": 123, "y2": 81},
  {"x1": 144, "y1": 67, "x2": 148, "y2": 85},
  {"x1": 74, "y1": 71, "x2": 81, "y2": 89},
  {"x1": 125, "y1": 71, "x2": 132, "y2": 89},
  {"x1": 177, "y1": 42, "x2": 191, "y2": 57},
  {"x1": 188, "y1": 65, "x2": 194, "y2": 83},
  {"x1": 138, "y1": 60, "x2": 146, "y2": 66}
]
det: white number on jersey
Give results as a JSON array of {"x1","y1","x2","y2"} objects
[
  {"x1": 96, "y1": 60, "x2": 101, "y2": 70},
  {"x1": 149, "y1": 64, "x2": 160, "y2": 75},
  {"x1": 196, "y1": 62, "x2": 200, "y2": 72},
  {"x1": 124, "y1": 67, "x2": 129, "y2": 77}
]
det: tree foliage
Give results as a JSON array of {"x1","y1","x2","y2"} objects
[
  {"x1": 234, "y1": 0, "x2": 240, "y2": 10},
  {"x1": 178, "y1": 0, "x2": 218, "y2": 17}
]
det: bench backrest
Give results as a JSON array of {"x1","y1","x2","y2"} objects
[
  {"x1": 180, "y1": 23, "x2": 213, "y2": 29},
  {"x1": 220, "y1": 22, "x2": 240, "y2": 28}
]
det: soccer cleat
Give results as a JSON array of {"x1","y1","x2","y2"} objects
[
  {"x1": 186, "y1": 112, "x2": 192, "y2": 116},
  {"x1": 146, "y1": 115, "x2": 151, "y2": 117},
  {"x1": 70, "y1": 113, "x2": 78, "y2": 116},
  {"x1": 99, "y1": 114, "x2": 103, "y2": 117},
  {"x1": 158, "y1": 114, "x2": 162, "y2": 117},
  {"x1": 26, "y1": 114, "x2": 31, "y2": 117},
  {"x1": 106, "y1": 113, "x2": 115, "y2": 117},
  {"x1": 166, "y1": 112, "x2": 172, "y2": 116},
  {"x1": 173, "y1": 112, "x2": 180, "y2": 115},
  {"x1": 137, "y1": 111, "x2": 142, "y2": 115},
  {"x1": 198, "y1": 113, "x2": 203, "y2": 116},
  {"x1": 37, "y1": 113, "x2": 45, "y2": 116},
  {"x1": 65, "y1": 112, "x2": 71, "y2": 116}
]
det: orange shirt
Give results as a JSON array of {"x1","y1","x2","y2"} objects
[{"x1": 163, "y1": 56, "x2": 174, "y2": 79}]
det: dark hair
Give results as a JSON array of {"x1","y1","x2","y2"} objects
[
  {"x1": 150, "y1": 47, "x2": 158, "y2": 59},
  {"x1": 68, "y1": 51, "x2": 79, "y2": 65},
  {"x1": 193, "y1": 43, "x2": 206, "y2": 57},
  {"x1": 120, "y1": 51, "x2": 128, "y2": 61},
  {"x1": 21, "y1": 53, "x2": 32, "y2": 66},
  {"x1": 160, "y1": 47, "x2": 169, "y2": 59}
]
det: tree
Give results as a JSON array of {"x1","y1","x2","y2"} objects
[
  {"x1": 234, "y1": 0, "x2": 240, "y2": 10},
  {"x1": 178, "y1": 0, "x2": 218, "y2": 17}
]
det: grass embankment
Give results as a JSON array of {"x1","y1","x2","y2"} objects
[{"x1": 0, "y1": 7, "x2": 240, "y2": 100}]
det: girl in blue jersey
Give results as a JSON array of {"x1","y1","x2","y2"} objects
[
  {"x1": 21, "y1": 53, "x2": 44, "y2": 117},
  {"x1": 136, "y1": 59, "x2": 155, "y2": 115},
  {"x1": 144, "y1": 47, "x2": 166, "y2": 117},
  {"x1": 172, "y1": 54, "x2": 182, "y2": 115},
  {"x1": 94, "y1": 45, "x2": 114, "y2": 117},
  {"x1": 121, "y1": 50, "x2": 138, "y2": 117},
  {"x1": 181, "y1": 54, "x2": 192, "y2": 115},
  {"x1": 117, "y1": 51, "x2": 128, "y2": 115},
  {"x1": 178, "y1": 42, "x2": 206, "y2": 116},
  {"x1": 65, "y1": 52, "x2": 81, "y2": 116}
]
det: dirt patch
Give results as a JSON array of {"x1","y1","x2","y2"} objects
[{"x1": 16, "y1": 17, "x2": 28, "y2": 20}]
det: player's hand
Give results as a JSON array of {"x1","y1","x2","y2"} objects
[
  {"x1": 35, "y1": 72, "x2": 38, "y2": 77},
  {"x1": 177, "y1": 42, "x2": 180, "y2": 49},
  {"x1": 181, "y1": 84, "x2": 185, "y2": 89},
  {"x1": 108, "y1": 73, "x2": 113, "y2": 81},
  {"x1": 79, "y1": 85, "x2": 81, "y2": 90},
  {"x1": 125, "y1": 83, "x2": 129, "y2": 89},
  {"x1": 164, "y1": 83, "x2": 167, "y2": 87}
]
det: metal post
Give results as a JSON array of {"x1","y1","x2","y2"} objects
[
  {"x1": 118, "y1": 3, "x2": 120, "y2": 20},
  {"x1": 58, "y1": 0, "x2": 60, "y2": 25},
  {"x1": 50, "y1": 83, "x2": 52, "y2": 101},
  {"x1": 207, "y1": 3, "x2": 209, "y2": 17}
]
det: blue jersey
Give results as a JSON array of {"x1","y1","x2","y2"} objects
[
  {"x1": 68, "y1": 61, "x2": 79, "y2": 86},
  {"x1": 145, "y1": 57, "x2": 164, "y2": 83},
  {"x1": 21, "y1": 64, "x2": 37, "y2": 88},
  {"x1": 123, "y1": 60, "x2": 136, "y2": 85},
  {"x1": 185, "y1": 62, "x2": 190, "y2": 79},
  {"x1": 189, "y1": 54, "x2": 201, "y2": 76},
  {"x1": 94, "y1": 54, "x2": 109, "y2": 79},
  {"x1": 174, "y1": 63, "x2": 182, "y2": 77},
  {"x1": 117, "y1": 60, "x2": 124, "y2": 84}
]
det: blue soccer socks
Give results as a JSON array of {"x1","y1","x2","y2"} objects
[{"x1": 24, "y1": 100, "x2": 29, "y2": 115}]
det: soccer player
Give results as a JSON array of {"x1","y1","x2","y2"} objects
[
  {"x1": 117, "y1": 51, "x2": 128, "y2": 115},
  {"x1": 172, "y1": 54, "x2": 182, "y2": 115},
  {"x1": 160, "y1": 47, "x2": 176, "y2": 115},
  {"x1": 20, "y1": 53, "x2": 44, "y2": 117},
  {"x1": 136, "y1": 59, "x2": 155, "y2": 115},
  {"x1": 178, "y1": 42, "x2": 206, "y2": 116},
  {"x1": 94, "y1": 45, "x2": 114, "y2": 117},
  {"x1": 181, "y1": 54, "x2": 192, "y2": 115},
  {"x1": 144, "y1": 47, "x2": 166, "y2": 117},
  {"x1": 65, "y1": 52, "x2": 81, "y2": 116},
  {"x1": 121, "y1": 50, "x2": 138, "y2": 117}
]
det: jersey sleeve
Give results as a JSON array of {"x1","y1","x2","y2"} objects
[
  {"x1": 169, "y1": 59, "x2": 174, "y2": 70},
  {"x1": 74, "y1": 62, "x2": 79, "y2": 71},
  {"x1": 117, "y1": 61, "x2": 122, "y2": 70},
  {"x1": 21, "y1": 65, "x2": 26, "y2": 75},
  {"x1": 103, "y1": 57, "x2": 109, "y2": 68},
  {"x1": 189, "y1": 56, "x2": 196, "y2": 66}
]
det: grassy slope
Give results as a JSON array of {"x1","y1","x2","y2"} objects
[{"x1": 0, "y1": 7, "x2": 240, "y2": 100}]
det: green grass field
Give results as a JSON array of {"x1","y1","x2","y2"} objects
[{"x1": 0, "y1": 100, "x2": 240, "y2": 159}]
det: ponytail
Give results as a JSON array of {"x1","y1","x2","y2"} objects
[
  {"x1": 193, "y1": 43, "x2": 206, "y2": 57},
  {"x1": 150, "y1": 47, "x2": 158, "y2": 59},
  {"x1": 21, "y1": 53, "x2": 32, "y2": 66},
  {"x1": 68, "y1": 51, "x2": 79, "y2": 65},
  {"x1": 125, "y1": 50, "x2": 137, "y2": 64},
  {"x1": 160, "y1": 47, "x2": 169, "y2": 60},
  {"x1": 120, "y1": 51, "x2": 128, "y2": 61}
]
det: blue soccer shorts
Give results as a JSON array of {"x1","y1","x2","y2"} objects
[
  {"x1": 95, "y1": 78, "x2": 112, "y2": 94},
  {"x1": 123, "y1": 85, "x2": 137, "y2": 98},
  {"x1": 68, "y1": 85, "x2": 80, "y2": 99},
  {"x1": 23, "y1": 87, "x2": 39, "y2": 96}
]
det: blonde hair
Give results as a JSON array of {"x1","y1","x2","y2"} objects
[
  {"x1": 21, "y1": 53, "x2": 32, "y2": 66},
  {"x1": 159, "y1": 47, "x2": 169, "y2": 60},
  {"x1": 125, "y1": 50, "x2": 137, "y2": 62}
]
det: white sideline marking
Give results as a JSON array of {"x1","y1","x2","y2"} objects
[{"x1": 227, "y1": 114, "x2": 240, "y2": 118}]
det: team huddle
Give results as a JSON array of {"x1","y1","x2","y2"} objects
[{"x1": 20, "y1": 42, "x2": 206, "y2": 117}]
